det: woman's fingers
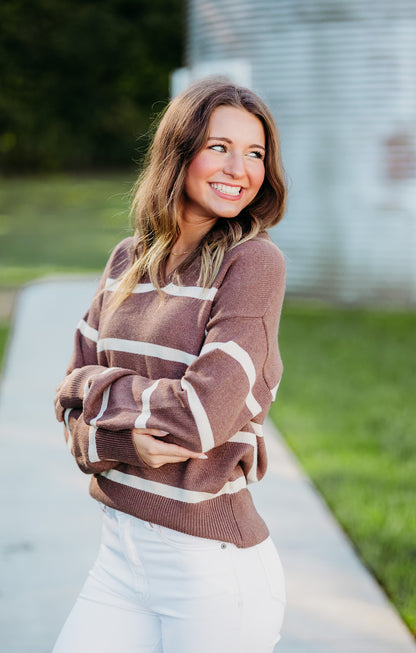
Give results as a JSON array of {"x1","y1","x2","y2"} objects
[
  {"x1": 140, "y1": 434, "x2": 206, "y2": 460},
  {"x1": 54, "y1": 396, "x2": 65, "y2": 422},
  {"x1": 132, "y1": 431, "x2": 208, "y2": 468},
  {"x1": 133, "y1": 427, "x2": 170, "y2": 437}
]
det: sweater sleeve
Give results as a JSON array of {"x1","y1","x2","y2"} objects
[
  {"x1": 58, "y1": 240, "x2": 286, "y2": 455},
  {"x1": 61, "y1": 407, "x2": 148, "y2": 473},
  {"x1": 54, "y1": 238, "x2": 146, "y2": 472}
]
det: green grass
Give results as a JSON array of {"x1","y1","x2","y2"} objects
[
  {"x1": 270, "y1": 303, "x2": 416, "y2": 636},
  {"x1": 0, "y1": 173, "x2": 134, "y2": 286},
  {"x1": 0, "y1": 173, "x2": 134, "y2": 372},
  {"x1": 0, "y1": 323, "x2": 9, "y2": 368}
]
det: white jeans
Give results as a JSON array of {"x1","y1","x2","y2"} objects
[{"x1": 53, "y1": 504, "x2": 285, "y2": 653}]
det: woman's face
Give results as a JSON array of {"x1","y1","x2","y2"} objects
[{"x1": 183, "y1": 105, "x2": 266, "y2": 224}]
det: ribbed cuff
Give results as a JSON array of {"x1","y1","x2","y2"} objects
[
  {"x1": 60, "y1": 365, "x2": 103, "y2": 407},
  {"x1": 96, "y1": 427, "x2": 149, "y2": 468}
]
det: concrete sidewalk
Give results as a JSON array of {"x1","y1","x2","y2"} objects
[{"x1": 0, "y1": 278, "x2": 414, "y2": 653}]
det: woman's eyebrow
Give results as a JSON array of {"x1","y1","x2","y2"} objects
[{"x1": 208, "y1": 136, "x2": 266, "y2": 151}]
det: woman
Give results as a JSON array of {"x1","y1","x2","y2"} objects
[{"x1": 53, "y1": 76, "x2": 287, "y2": 653}]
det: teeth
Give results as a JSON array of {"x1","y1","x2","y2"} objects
[{"x1": 210, "y1": 183, "x2": 241, "y2": 197}]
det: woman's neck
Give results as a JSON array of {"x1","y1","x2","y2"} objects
[
  {"x1": 165, "y1": 214, "x2": 217, "y2": 277},
  {"x1": 175, "y1": 213, "x2": 217, "y2": 251}
]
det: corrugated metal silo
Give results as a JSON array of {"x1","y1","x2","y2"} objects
[{"x1": 174, "y1": 0, "x2": 416, "y2": 305}]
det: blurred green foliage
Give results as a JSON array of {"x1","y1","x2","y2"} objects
[{"x1": 0, "y1": 0, "x2": 183, "y2": 172}]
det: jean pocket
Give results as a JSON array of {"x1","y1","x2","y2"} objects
[
  {"x1": 257, "y1": 537, "x2": 286, "y2": 603},
  {"x1": 155, "y1": 524, "x2": 223, "y2": 551}
]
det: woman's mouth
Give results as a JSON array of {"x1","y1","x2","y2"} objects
[{"x1": 209, "y1": 182, "x2": 243, "y2": 199}]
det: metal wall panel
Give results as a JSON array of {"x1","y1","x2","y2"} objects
[{"x1": 182, "y1": 0, "x2": 416, "y2": 305}]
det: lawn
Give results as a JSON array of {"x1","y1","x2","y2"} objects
[
  {"x1": 0, "y1": 173, "x2": 134, "y2": 286},
  {"x1": 0, "y1": 174, "x2": 415, "y2": 636},
  {"x1": 270, "y1": 303, "x2": 416, "y2": 635},
  {"x1": 0, "y1": 323, "x2": 8, "y2": 367}
]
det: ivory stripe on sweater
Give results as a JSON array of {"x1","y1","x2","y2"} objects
[
  {"x1": 83, "y1": 366, "x2": 127, "y2": 402},
  {"x1": 100, "y1": 468, "x2": 247, "y2": 503},
  {"x1": 105, "y1": 278, "x2": 217, "y2": 301},
  {"x1": 97, "y1": 338, "x2": 197, "y2": 366},
  {"x1": 181, "y1": 378, "x2": 215, "y2": 452},
  {"x1": 63, "y1": 408, "x2": 74, "y2": 453},
  {"x1": 88, "y1": 383, "x2": 113, "y2": 462},
  {"x1": 229, "y1": 430, "x2": 258, "y2": 483},
  {"x1": 163, "y1": 283, "x2": 217, "y2": 301},
  {"x1": 90, "y1": 383, "x2": 112, "y2": 427},
  {"x1": 105, "y1": 279, "x2": 154, "y2": 294},
  {"x1": 83, "y1": 379, "x2": 91, "y2": 399},
  {"x1": 250, "y1": 421, "x2": 264, "y2": 437},
  {"x1": 134, "y1": 379, "x2": 161, "y2": 428},
  {"x1": 228, "y1": 431, "x2": 257, "y2": 447},
  {"x1": 78, "y1": 319, "x2": 98, "y2": 342},
  {"x1": 200, "y1": 341, "x2": 262, "y2": 416},
  {"x1": 271, "y1": 380, "x2": 281, "y2": 401},
  {"x1": 88, "y1": 426, "x2": 99, "y2": 462}
]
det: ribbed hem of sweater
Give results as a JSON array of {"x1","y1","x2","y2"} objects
[{"x1": 90, "y1": 476, "x2": 269, "y2": 548}]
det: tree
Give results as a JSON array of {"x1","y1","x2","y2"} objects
[{"x1": 0, "y1": 0, "x2": 183, "y2": 172}]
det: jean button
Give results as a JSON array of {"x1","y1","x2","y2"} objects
[{"x1": 221, "y1": 542, "x2": 227, "y2": 550}]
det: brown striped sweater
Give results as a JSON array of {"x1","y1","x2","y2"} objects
[{"x1": 55, "y1": 233, "x2": 286, "y2": 547}]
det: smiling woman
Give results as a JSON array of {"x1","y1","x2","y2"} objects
[
  {"x1": 107, "y1": 75, "x2": 287, "y2": 303},
  {"x1": 53, "y1": 76, "x2": 287, "y2": 653},
  {"x1": 168, "y1": 105, "x2": 267, "y2": 275},
  {"x1": 182, "y1": 105, "x2": 266, "y2": 222}
]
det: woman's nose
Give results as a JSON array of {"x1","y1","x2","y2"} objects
[{"x1": 223, "y1": 152, "x2": 245, "y2": 178}]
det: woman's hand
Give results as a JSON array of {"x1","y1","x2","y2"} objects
[
  {"x1": 132, "y1": 428, "x2": 208, "y2": 468},
  {"x1": 54, "y1": 381, "x2": 66, "y2": 422}
]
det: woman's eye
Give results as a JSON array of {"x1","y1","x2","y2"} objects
[
  {"x1": 209, "y1": 144, "x2": 226, "y2": 152},
  {"x1": 247, "y1": 150, "x2": 264, "y2": 160}
]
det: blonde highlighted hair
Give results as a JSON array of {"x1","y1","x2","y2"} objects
[{"x1": 112, "y1": 76, "x2": 287, "y2": 307}]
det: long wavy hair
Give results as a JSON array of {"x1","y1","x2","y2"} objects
[{"x1": 112, "y1": 76, "x2": 287, "y2": 306}]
